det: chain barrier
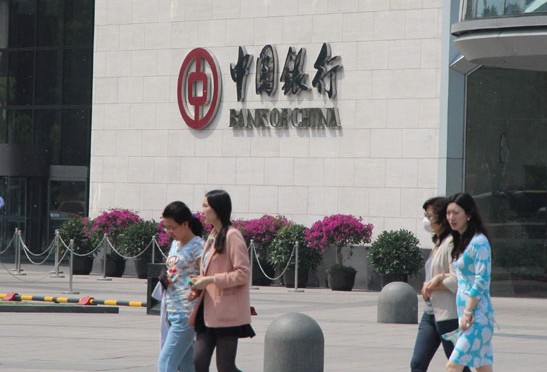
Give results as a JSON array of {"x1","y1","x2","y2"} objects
[
  {"x1": 153, "y1": 236, "x2": 169, "y2": 261},
  {"x1": 0, "y1": 229, "x2": 166, "y2": 279},
  {"x1": 104, "y1": 236, "x2": 152, "y2": 260},
  {"x1": 0, "y1": 226, "x2": 307, "y2": 291},
  {"x1": 0, "y1": 230, "x2": 16, "y2": 255},
  {"x1": 0, "y1": 258, "x2": 58, "y2": 282},
  {"x1": 19, "y1": 233, "x2": 56, "y2": 265},
  {"x1": 250, "y1": 240, "x2": 297, "y2": 281}
]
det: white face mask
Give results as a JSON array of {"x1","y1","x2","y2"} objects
[{"x1": 423, "y1": 217, "x2": 434, "y2": 233}]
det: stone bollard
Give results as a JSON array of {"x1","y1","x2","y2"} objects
[
  {"x1": 377, "y1": 281, "x2": 418, "y2": 324},
  {"x1": 264, "y1": 312, "x2": 324, "y2": 372}
]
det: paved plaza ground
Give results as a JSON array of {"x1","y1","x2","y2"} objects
[{"x1": 1, "y1": 263, "x2": 546, "y2": 371}]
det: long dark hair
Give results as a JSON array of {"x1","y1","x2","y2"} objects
[
  {"x1": 162, "y1": 201, "x2": 204, "y2": 237},
  {"x1": 205, "y1": 190, "x2": 232, "y2": 254},
  {"x1": 422, "y1": 196, "x2": 451, "y2": 245},
  {"x1": 448, "y1": 193, "x2": 489, "y2": 260}
]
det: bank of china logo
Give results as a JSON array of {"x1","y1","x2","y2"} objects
[{"x1": 177, "y1": 48, "x2": 222, "y2": 130}]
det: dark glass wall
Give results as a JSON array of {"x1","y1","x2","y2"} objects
[
  {"x1": 466, "y1": 66, "x2": 547, "y2": 297},
  {"x1": 0, "y1": 0, "x2": 94, "y2": 252}
]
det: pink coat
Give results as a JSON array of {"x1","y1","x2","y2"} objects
[{"x1": 189, "y1": 227, "x2": 251, "y2": 328}]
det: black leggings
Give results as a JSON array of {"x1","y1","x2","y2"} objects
[{"x1": 194, "y1": 332, "x2": 239, "y2": 372}]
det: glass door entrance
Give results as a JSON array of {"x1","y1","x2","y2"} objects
[
  {"x1": 48, "y1": 179, "x2": 88, "y2": 239},
  {"x1": 0, "y1": 176, "x2": 27, "y2": 256}
]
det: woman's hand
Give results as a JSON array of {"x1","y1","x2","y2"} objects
[
  {"x1": 421, "y1": 282, "x2": 430, "y2": 301},
  {"x1": 190, "y1": 275, "x2": 214, "y2": 290},
  {"x1": 425, "y1": 273, "x2": 445, "y2": 295},
  {"x1": 460, "y1": 311, "x2": 474, "y2": 331}
]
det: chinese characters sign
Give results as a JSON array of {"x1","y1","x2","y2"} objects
[{"x1": 178, "y1": 43, "x2": 343, "y2": 130}]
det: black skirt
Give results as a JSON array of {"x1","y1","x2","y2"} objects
[{"x1": 195, "y1": 302, "x2": 256, "y2": 338}]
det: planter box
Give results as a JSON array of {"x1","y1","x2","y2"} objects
[{"x1": 312, "y1": 245, "x2": 429, "y2": 292}]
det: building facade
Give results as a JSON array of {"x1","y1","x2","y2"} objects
[{"x1": 1, "y1": 0, "x2": 546, "y2": 296}]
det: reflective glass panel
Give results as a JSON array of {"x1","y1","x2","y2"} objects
[
  {"x1": 0, "y1": 50, "x2": 7, "y2": 107},
  {"x1": 0, "y1": 109, "x2": 6, "y2": 143},
  {"x1": 34, "y1": 109, "x2": 60, "y2": 160},
  {"x1": 0, "y1": 1, "x2": 8, "y2": 49},
  {"x1": 64, "y1": 0, "x2": 94, "y2": 46},
  {"x1": 37, "y1": 0, "x2": 62, "y2": 47},
  {"x1": 8, "y1": 51, "x2": 34, "y2": 106},
  {"x1": 63, "y1": 49, "x2": 92, "y2": 105},
  {"x1": 9, "y1": 0, "x2": 36, "y2": 47},
  {"x1": 48, "y1": 179, "x2": 87, "y2": 238},
  {"x1": 36, "y1": 50, "x2": 61, "y2": 105},
  {"x1": 7, "y1": 110, "x2": 32, "y2": 144},
  {"x1": 61, "y1": 109, "x2": 90, "y2": 165},
  {"x1": 466, "y1": 66, "x2": 547, "y2": 297}
]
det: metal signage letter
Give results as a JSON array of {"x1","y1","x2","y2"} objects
[{"x1": 177, "y1": 48, "x2": 222, "y2": 130}]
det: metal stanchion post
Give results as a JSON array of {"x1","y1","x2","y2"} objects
[
  {"x1": 10, "y1": 228, "x2": 18, "y2": 272},
  {"x1": 289, "y1": 242, "x2": 303, "y2": 292},
  {"x1": 63, "y1": 239, "x2": 79, "y2": 294},
  {"x1": 14, "y1": 229, "x2": 26, "y2": 276},
  {"x1": 50, "y1": 230, "x2": 65, "y2": 278},
  {"x1": 151, "y1": 236, "x2": 156, "y2": 264},
  {"x1": 98, "y1": 234, "x2": 112, "y2": 281},
  {"x1": 249, "y1": 239, "x2": 259, "y2": 290}
]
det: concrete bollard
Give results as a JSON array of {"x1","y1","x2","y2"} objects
[
  {"x1": 377, "y1": 281, "x2": 418, "y2": 324},
  {"x1": 264, "y1": 312, "x2": 324, "y2": 372}
]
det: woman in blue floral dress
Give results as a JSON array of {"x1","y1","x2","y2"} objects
[{"x1": 445, "y1": 193, "x2": 494, "y2": 372}]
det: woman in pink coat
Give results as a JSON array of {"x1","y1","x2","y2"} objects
[{"x1": 190, "y1": 190, "x2": 255, "y2": 372}]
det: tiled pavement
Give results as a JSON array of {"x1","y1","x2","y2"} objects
[{"x1": 1, "y1": 264, "x2": 546, "y2": 371}]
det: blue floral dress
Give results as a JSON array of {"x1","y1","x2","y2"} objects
[{"x1": 449, "y1": 233, "x2": 495, "y2": 367}]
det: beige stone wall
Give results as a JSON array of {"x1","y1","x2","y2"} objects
[{"x1": 91, "y1": 0, "x2": 444, "y2": 244}]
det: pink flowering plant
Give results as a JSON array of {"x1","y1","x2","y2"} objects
[
  {"x1": 91, "y1": 208, "x2": 142, "y2": 260},
  {"x1": 237, "y1": 214, "x2": 291, "y2": 245},
  {"x1": 305, "y1": 214, "x2": 373, "y2": 265},
  {"x1": 235, "y1": 214, "x2": 291, "y2": 258}
]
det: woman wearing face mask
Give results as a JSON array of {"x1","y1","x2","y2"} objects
[{"x1": 410, "y1": 197, "x2": 470, "y2": 372}]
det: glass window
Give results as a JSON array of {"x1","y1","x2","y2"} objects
[
  {"x1": 34, "y1": 109, "x2": 60, "y2": 158},
  {"x1": 8, "y1": 51, "x2": 34, "y2": 106},
  {"x1": 9, "y1": 0, "x2": 36, "y2": 47},
  {"x1": 37, "y1": 0, "x2": 62, "y2": 47},
  {"x1": 0, "y1": 108, "x2": 6, "y2": 143},
  {"x1": 63, "y1": 49, "x2": 92, "y2": 105},
  {"x1": 0, "y1": 50, "x2": 7, "y2": 107},
  {"x1": 64, "y1": 0, "x2": 94, "y2": 46},
  {"x1": 36, "y1": 50, "x2": 61, "y2": 105},
  {"x1": 524, "y1": 0, "x2": 547, "y2": 13},
  {"x1": 8, "y1": 109, "x2": 33, "y2": 144},
  {"x1": 0, "y1": 1, "x2": 8, "y2": 48},
  {"x1": 61, "y1": 109, "x2": 90, "y2": 165},
  {"x1": 466, "y1": 66, "x2": 547, "y2": 297},
  {"x1": 48, "y1": 179, "x2": 87, "y2": 238}
]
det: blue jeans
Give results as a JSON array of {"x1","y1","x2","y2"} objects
[
  {"x1": 158, "y1": 312, "x2": 195, "y2": 372},
  {"x1": 410, "y1": 312, "x2": 471, "y2": 372}
]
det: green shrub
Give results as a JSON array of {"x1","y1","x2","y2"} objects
[{"x1": 368, "y1": 229, "x2": 423, "y2": 276}]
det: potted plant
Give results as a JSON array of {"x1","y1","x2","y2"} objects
[
  {"x1": 58, "y1": 217, "x2": 98, "y2": 275},
  {"x1": 267, "y1": 223, "x2": 322, "y2": 288},
  {"x1": 368, "y1": 229, "x2": 423, "y2": 287},
  {"x1": 235, "y1": 214, "x2": 290, "y2": 285},
  {"x1": 91, "y1": 208, "x2": 142, "y2": 277},
  {"x1": 118, "y1": 220, "x2": 164, "y2": 279},
  {"x1": 305, "y1": 214, "x2": 373, "y2": 291}
]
